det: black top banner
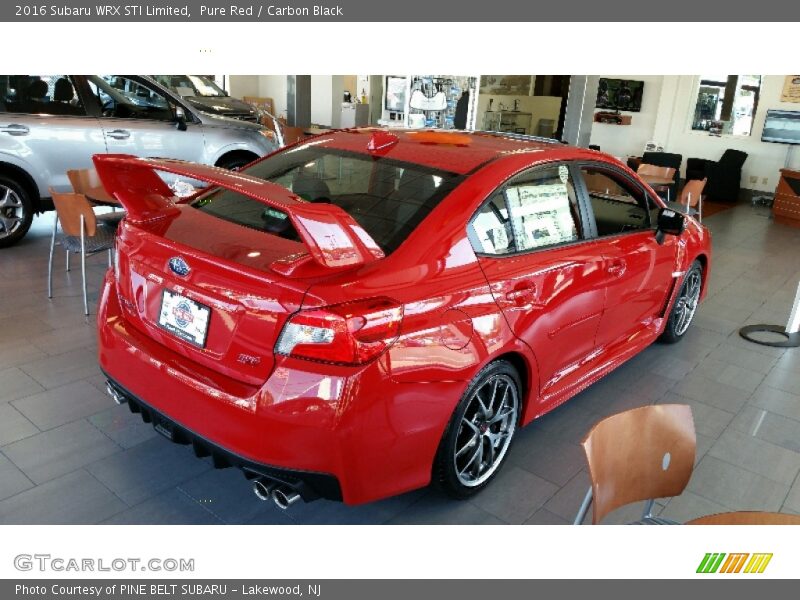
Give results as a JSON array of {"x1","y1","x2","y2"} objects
[{"x1": 2, "y1": 0, "x2": 798, "y2": 21}]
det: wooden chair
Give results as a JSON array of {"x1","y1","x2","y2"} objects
[
  {"x1": 687, "y1": 511, "x2": 800, "y2": 525},
  {"x1": 67, "y1": 169, "x2": 115, "y2": 204},
  {"x1": 574, "y1": 404, "x2": 696, "y2": 525},
  {"x1": 637, "y1": 163, "x2": 677, "y2": 201},
  {"x1": 48, "y1": 189, "x2": 116, "y2": 315},
  {"x1": 678, "y1": 178, "x2": 707, "y2": 222}
]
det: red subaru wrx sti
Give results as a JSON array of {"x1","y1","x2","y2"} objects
[{"x1": 95, "y1": 129, "x2": 711, "y2": 508}]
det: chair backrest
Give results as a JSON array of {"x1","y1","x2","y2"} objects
[
  {"x1": 642, "y1": 151, "x2": 682, "y2": 171},
  {"x1": 680, "y1": 178, "x2": 707, "y2": 208},
  {"x1": 581, "y1": 404, "x2": 696, "y2": 524},
  {"x1": 67, "y1": 169, "x2": 114, "y2": 203},
  {"x1": 637, "y1": 163, "x2": 676, "y2": 180},
  {"x1": 718, "y1": 149, "x2": 748, "y2": 170},
  {"x1": 49, "y1": 189, "x2": 98, "y2": 237}
]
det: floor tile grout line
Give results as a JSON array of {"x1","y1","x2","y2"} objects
[
  {"x1": 0, "y1": 447, "x2": 36, "y2": 493},
  {"x1": 0, "y1": 402, "x2": 42, "y2": 445},
  {"x1": 82, "y1": 467, "x2": 137, "y2": 518}
]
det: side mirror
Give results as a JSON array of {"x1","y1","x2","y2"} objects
[
  {"x1": 174, "y1": 106, "x2": 188, "y2": 131},
  {"x1": 655, "y1": 207, "x2": 686, "y2": 244}
]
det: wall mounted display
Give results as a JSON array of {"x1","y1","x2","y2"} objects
[
  {"x1": 762, "y1": 110, "x2": 800, "y2": 145},
  {"x1": 595, "y1": 78, "x2": 644, "y2": 112}
]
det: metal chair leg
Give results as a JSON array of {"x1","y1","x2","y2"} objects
[
  {"x1": 66, "y1": 248, "x2": 70, "y2": 272},
  {"x1": 698, "y1": 196, "x2": 703, "y2": 223},
  {"x1": 80, "y1": 214, "x2": 88, "y2": 316},
  {"x1": 642, "y1": 499, "x2": 656, "y2": 520},
  {"x1": 573, "y1": 487, "x2": 593, "y2": 525},
  {"x1": 108, "y1": 248, "x2": 113, "y2": 268},
  {"x1": 47, "y1": 212, "x2": 57, "y2": 298}
]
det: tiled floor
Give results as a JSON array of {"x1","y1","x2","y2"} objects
[{"x1": 2, "y1": 204, "x2": 800, "y2": 524}]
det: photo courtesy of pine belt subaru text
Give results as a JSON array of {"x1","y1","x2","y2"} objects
[{"x1": 96, "y1": 128, "x2": 711, "y2": 507}]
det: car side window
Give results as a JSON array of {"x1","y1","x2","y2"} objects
[
  {"x1": 469, "y1": 165, "x2": 582, "y2": 255},
  {"x1": 0, "y1": 75, "x2": 86, "y2": 116},
  {"x1": 87, "y1": 76, "x2": 175, "y2": 121},
  {"x1": 579, "y1": 165, "x2": 653, "y2": 236},
  {"x1": 470, "y1": 193, "x2": 515, "y2": 255}
]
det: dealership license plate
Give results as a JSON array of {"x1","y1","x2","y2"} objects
[{"x1": 158, "y1": 290, "x2": 211, "y2": 348}]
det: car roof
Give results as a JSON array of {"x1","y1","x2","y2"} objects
[{"x1": 304, "y1": 128, "x2": 593, "y2": 175}]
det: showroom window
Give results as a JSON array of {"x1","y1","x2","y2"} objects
[
  {"x1": 579, "y1": 165, "x2": 653, "y2": 236},
  {"x1": 470, "y1": 165, "x2": 582, "y2": 255},
  {"x1": 0, "y1": 75, "x2": 86, "y2": 116},
  {"x1": 691, "y1": 75, "x2": 762, "y2": 136}
]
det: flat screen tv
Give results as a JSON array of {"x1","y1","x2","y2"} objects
[
  {"x1": 595, "y1": 78, "x2": 644, "y2": 112},
  {"x1": 762, "y1": 110, "x2": 800, "y2": 145}
]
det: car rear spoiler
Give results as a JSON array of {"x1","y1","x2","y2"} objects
[{"x1": 92, "y1": 154, "x2": 384, "y2": 270}]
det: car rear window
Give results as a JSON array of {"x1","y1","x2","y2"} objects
[{"x1": 191, "y1": 147, "x2": 463, "y2": 254}]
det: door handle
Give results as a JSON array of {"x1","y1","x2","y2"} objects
[
  {"x1": 607, "y1": 259, "x2": 627, "y2": 277},
  {"x1": 505, "y1": 282, "x2": 537, "y2": 306},
  {"x1": 0, "y1": 124, "x2": 29, "y2": 136},
  {"x1": 106, "y1": 129, "x2": 130, "y2": 140}
]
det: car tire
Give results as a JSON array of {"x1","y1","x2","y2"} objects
[
  {"x1": 216, "y1": 153, "x2": 257, "y2": 171},
  {"x1": 660, "y1": 260, "x2": 703, "y2": 344},
  {"x1": 0, "y1": 175, "x2": 33, "y2": 249},
  {"x1": 434, "y1": 360, "x2": 521, "y2": 499}
]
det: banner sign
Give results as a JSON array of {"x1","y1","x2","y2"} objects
[
  {"x1": 1, "y1": 580, "x2": 796, "y2": 600},
  {"x1": 3, "y1": 0, "x2": 800, "y2": 22}
]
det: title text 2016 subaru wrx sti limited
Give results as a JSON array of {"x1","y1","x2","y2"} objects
[{"x1": 96, "y1": 129, "x2": 711, "y2": 508}]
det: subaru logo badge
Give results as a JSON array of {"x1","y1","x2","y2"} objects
[{"x1": 168, "y1": 257, "x2": 190, "y2": 277}]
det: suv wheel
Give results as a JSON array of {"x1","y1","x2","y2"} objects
[
  {"x1": 434, "y1": 360, "x2": 521, "y2": 499},
  {"x1": 0, "y1": 175, "x2": 33, "y2": 248}
]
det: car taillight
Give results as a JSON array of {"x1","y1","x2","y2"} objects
[{"x1": 276, "y1": 298, "x2": 403, "y2": 365}]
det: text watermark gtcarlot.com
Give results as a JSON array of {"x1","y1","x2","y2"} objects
[{"x1": 14, "y1": 554, "x2": 195, "y2": 573}]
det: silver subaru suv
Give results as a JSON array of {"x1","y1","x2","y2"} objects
[{"x1": 0, "y1": 75, "x2": 279, "y2": 247}]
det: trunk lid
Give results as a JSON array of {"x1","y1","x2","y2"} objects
[
  {"x1": 95, "y1": 154, "x2": 384, "y2": 385},
  {"x1": 114, "y1": 209, "x2": 310, "y2": 385}
]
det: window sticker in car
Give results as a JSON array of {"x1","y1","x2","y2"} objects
[
  {"x1": 506, "y1": 184, "x2": 579, "y2": 250},
  {"x1": 558, "y1": 164, "x2": 570, "y2": 184},
  {"x1": 472, "y1": 207, "x2": 511, "y2": 254}
]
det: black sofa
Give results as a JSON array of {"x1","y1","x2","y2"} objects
[{"x1": 686, "y1": 149, "x2": 748, "y2": 203}]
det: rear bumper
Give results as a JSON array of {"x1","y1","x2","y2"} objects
[
  {"x1": 97, "y1": 272, "x2": 464, "y2": 505},
  {"x1": 104, "y1": 375, "x2": 342, "y2": 502}
]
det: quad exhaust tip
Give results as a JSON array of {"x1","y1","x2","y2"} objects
[
  {"x1": 105, "y1": 381, "x2": 126, "y2": 405},
  {"x1": 272, "y1": 486, "x2": 302, "y2": 510},
  {"x1": 253, "y1": 479, "x2": 277, "y2": 502},
  {"x1": 253, "y1": 480, "x2": 301, "y2": 509}
]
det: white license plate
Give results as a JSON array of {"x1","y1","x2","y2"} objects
[{"x1": 158, "y1": 290, "x2": 211, "y2": 348}]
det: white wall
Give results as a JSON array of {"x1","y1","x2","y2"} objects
[
  {"x1": 588, "y1": 75, "x2": 663, "y2": 159},
  {"x1": 311, "y1": 75, "x2": 333, "y2": 126},
  {"x1": 227, "y1": 75, "x2": 288, "y2": 118},
  {"x1": 652, "y1": 75, "x2": 800, "y2": 191},
  {"x1": 588, "y1": 75, "x2": 800, "y2": 192},
  {"x1": 228, "y1": 75, "x2": 260, "y2": 98}
]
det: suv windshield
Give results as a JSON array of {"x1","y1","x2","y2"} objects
[
  {"x1": 152, "y1": 75, "x2": 227, "y2": 98},
  {"x1": 192, "y1": 147, "x2": 463, "y2": 254}
]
